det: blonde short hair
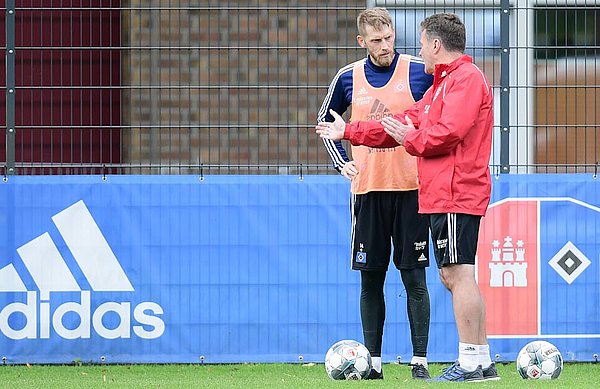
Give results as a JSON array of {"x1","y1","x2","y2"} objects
[{"x1": 357, "y1": 7, "x2": 393, "y2": 36}]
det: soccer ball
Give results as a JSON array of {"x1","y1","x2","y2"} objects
[
  {"x1": 324, "y1": 339, "x2": 372, "y2": 380},
  {"x1": 516, "y1": 340, "x2": 563, "y2": 380}
]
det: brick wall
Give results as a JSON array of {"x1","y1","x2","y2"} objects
[
  {"x1": 534, "y1": 58, "x2": 600, "y2": 172},
  {"x1": 122, "y1": 0, "x2": 365, "y2": 174}
]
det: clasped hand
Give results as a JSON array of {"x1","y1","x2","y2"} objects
[{"x1": 315, "y1": 109, "x2": 415, "y2": 146}]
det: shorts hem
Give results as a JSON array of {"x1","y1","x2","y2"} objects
[{"x1": 352, "y1": 266, "x2": 389, "y2": 272}]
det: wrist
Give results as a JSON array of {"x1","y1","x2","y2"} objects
[
  {"x1": 399, "y1": 129, "x2": 410, "y2": 147},
  {"x1": 397, "y1": 132, "x2": 405, "y2": 146},
  {"x1": 343, "y1": 124, "x2": 350, "y2": 140}
]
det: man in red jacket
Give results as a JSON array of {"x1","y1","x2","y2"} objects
[{"x1": 316, "y1": 13, "x2": 498, "y2": 382}]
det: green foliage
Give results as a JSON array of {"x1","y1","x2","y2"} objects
[
  {"x1": 1, "y1": 362, "x2": 599, "y2": 388},
  {"x1": 535, "y1": 9, "x2": 599, "y2": 59}
]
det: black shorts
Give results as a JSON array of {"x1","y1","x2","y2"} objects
[
  {"x1": 351, "y1": 190, "x2": 430, "y2": 271},
  {"x1": 428, "y1": 213, "x2": 481, "y2": 268}
]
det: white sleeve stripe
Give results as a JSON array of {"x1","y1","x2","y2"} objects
[
  {"x1": 317, "y1": 61, "x2": 356, "y2": 121},
  {"x1": 322, "y1": 138, "x2": 347, "y2": 169},
  {"x1": 317, "y1": 61, "x2": 358, "y2": 169},
  {"x1": 471, "y1": 63, "x2": 491, "y2": 95}
]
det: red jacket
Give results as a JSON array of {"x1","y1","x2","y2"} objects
[{"x1": 344, "y1": 55, "x2": 493, "y2": 216}]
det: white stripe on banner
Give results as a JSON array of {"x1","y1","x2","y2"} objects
[
  {"x1": 52, "y1": 200, "x2": 134, "y2": 292},
  {"x1": 17, "y1": 232, "x2": 80, "y2": 299},
  {"x1": 0, "y1": 263, "x2": 27, "y2": 292}
]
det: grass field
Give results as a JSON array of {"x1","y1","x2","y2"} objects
[{"x1": 1, "y1": 362, "x2": 599, "y2": 388}]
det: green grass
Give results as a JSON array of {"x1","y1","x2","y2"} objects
[{"x1": 1, "y1": 362, "x2": 598, "y2": 388}]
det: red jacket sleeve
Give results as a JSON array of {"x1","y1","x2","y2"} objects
[
  {"x1": 343, "y1": 118, "x2": 400, "y2": 148},
  {"x1": 404, "y1": 69, "x2": 488, "y2": 157},
  {"x1": 404, "y1": 97, "x2": 423, "y2": 129},
  {"x1": 342, "y1": 98, "x2": 424, "y2": 148}
]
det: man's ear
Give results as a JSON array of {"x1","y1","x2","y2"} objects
[
  {"x1": 357, "y1": 35, "x2": 366, "y2": 48},
  {"x1": 433, "y1": 38, "x2": 442, "y2": 53}
]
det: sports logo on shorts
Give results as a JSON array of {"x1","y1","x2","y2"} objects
[{"x1": 355, "y1": 252, "x2": 367, "y2": 263}]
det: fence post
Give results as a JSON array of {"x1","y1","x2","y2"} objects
[
  {"x1": 500, "y1": 0, "x2": 510, "y2": 173},
  {"x1": 5, "y1": 0, "x2": 16, "y2": 175}
]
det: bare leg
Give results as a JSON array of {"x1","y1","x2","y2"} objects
[
  {"x1": 439, "y1": 264, "x2": 486, "y2": 344},
  {"x1": 479, "y1": 294, "x2": 487, "y2": 344}
]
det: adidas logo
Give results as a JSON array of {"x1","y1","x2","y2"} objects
[
  {"x1": 0, "y1": 200, "x2": 165, "y2": 340},
  {"x1": 366, "y1": 99, "x2": 392, "y2": 121},
  {"x1": 356, "y1": 86, "x2": 368, "y2": 96}
]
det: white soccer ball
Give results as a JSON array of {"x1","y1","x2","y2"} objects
[
  {"x1": 516, "y1": 340, "x2": 563, "y2": 380},
  {"x1": 324, "y1": 339, "x2": 372, "y2": 380}
]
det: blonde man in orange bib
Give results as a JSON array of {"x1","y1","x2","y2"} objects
[{"x1": 317, "y1": 7, "x2": 433, "y2": 380}]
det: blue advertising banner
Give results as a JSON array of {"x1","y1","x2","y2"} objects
[
  {"x1": 0, "y1": 174, "x2": 598, "y2": 363},
  {"x1": 478, "y1": 174, "x2": 600, "y2": 363}
]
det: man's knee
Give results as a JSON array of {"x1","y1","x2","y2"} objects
[
  {"x1": 440, "y1": 264, "x2": 477, "y2": 291},
  {"x1": 438, "y1": 269, "x2": 451, "y2": 290},
  {"x1": 400, "y1": 268, "x2": 427, "y2": 295}
]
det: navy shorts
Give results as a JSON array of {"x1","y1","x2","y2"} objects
[{"x1": 351, "y1": 190, "x2": 430, "y2": 271}]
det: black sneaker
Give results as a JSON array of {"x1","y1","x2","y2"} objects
[
  {"x1": 432, "y1": 361, "x2": 483, "y2": 382},
  {"x1": 364, "y1": 368, "x2": 383, "y2": 380},
  {"x1": 482, "y1": 362, "x2": 501, "y2": 381},
  {"x1": 410, "y1": 363, "x2": 430, "y2": 379}
]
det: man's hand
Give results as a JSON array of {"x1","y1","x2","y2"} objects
[
  {"x1": 315, "y1": 109, "x2": 346, "y2": 141},
  {"x1": 381, "y1": 115, "x2": 415, "y2": 146},
  {"x1": 340, "y1": 161, "x2": 358, "y2": 180}
]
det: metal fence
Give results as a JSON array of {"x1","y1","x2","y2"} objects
[{"x1": 2, "y1": 0, "x2": 599, "y2": 175}]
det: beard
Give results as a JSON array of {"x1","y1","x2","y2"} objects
[
  {"x1": 371, "y1": 52, "x2": 394, "y2": 67},
  {"x1": 378, "y1": 56, "x2": 392, "y2": 67}
]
